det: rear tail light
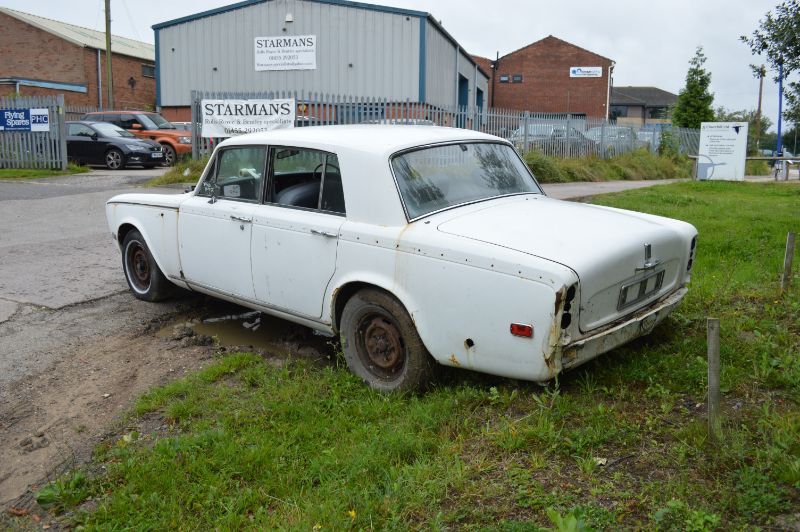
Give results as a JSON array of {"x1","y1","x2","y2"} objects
[
  {"x1": 687, "y1": 236, "x2": 697, "y2": 271},
  {"x1": 560, "y1": 284, "x2": 578, "y2": 329},
  {"x1": 510, "y1": 323, "x2": 533, "y2": 338}
]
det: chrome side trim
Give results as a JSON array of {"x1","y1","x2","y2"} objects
[{"x1": 106, "y1": 201, "x2": 179, "y2": 210}]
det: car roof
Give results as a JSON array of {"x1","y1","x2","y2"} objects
[
  {"x1": 220, "y1": 125, "x2": 503, "y2": 155},
  {"x1": 84, "y1": 110, "x2": 152, "y2": 115}
]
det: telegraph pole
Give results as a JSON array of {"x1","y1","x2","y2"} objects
[
  {"x1": 755, "y1": 65, "x2": 765, "y2": 151},
  {"x1": 105, "y1": 0, "x2": 114, "y2": 109},
  {"x1": 777, "y1": 61, "x2": 784, "y2": 157}
]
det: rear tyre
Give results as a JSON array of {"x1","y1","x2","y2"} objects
[
  {"x1": 105, "y1": 148, "x2": 125, "y2": 170},
  {"x1": 121, "y1": 229, "x2": 172, "y2": 302},
  {"x1": 161, "y1": 144, "x2": 177, "y2": 166},
  {"x1": 340, "y1": 289, "x2": 436, "y2": 393}
]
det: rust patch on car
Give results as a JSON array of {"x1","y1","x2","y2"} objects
[{"x1": 449, "y1": 353, "x2": 460, "y2": 366}]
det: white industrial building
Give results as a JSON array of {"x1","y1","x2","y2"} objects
[{"x1": 153, "y1": 0, "x2": 489, "y2": 121}]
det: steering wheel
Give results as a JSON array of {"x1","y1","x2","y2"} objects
[{"x1": 313, "y1": 162, "x2": 341, "y2": 180}]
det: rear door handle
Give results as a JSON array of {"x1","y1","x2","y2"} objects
[
  {"x1": 310, "y1": 229, "x2": 337, "y2": 238},
  {"x1": 230, "y1": 215, "x2": 252, "y2": 223}
]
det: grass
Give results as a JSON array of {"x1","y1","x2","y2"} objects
[
  {"x1": 524, "y1": 148, "x2": 694, "y2": 183},
  {"x1": 146, "y1": 156, "x2": 208, "y2": 187},
  {"x1": 35, "y1": 181, "x2": 800, "y2": 530},
  {"x1": 0, "y1": 163, "x2": 88, "y2": 180}
]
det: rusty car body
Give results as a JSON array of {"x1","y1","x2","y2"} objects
[{"x1": 106, "y1": 125, "x2": 698, "y2": 392}]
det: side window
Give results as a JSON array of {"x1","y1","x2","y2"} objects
[
  {"x1": 68, "y1": 124, "x2": 93, "y2": 136},
  {"x1": 104, "y1": 114, "x2": 121, "y2": 127},
  {"x1": 198, "y1": 147, "x2": 266, "y2": 202},
  {"x1": 119, "y1": 114, "x2": 136, "y2": 129},
  {"x1": 268, "y1": 147, "x2": 345, "y2": 214}
]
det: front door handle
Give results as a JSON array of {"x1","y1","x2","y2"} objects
[
  {"x1": 230, "y1": 215, "x2": 252, "y2": 223},
  {"x1": 310, "y1": 229, "x2": 337, "y2": 238}
]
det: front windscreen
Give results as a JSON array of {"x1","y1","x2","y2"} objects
[
  {"x1": 391, "y1": 142, "x2": 540, "y2": 219},
  {"x1": 92, "y1": 122, "x2": 134, "y2": 138}
]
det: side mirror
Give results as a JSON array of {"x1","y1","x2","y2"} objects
[
  {"x1": 131, "y1": 123, "x2": 143, "y2": 130},
  {"x1": 91, "y1": 133, "x2": 99, "y2": 141},
  {"x1": 184, "y1": 185, "x2": 196, "y2": 193}
]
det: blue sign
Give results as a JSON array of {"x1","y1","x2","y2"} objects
[{"x1": 0, "y1": 108, "x2": 50, "y2": 132}]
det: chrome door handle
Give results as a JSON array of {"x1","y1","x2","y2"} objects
[
  {"x1": 230, "y1": 215, "x2": 252, "y2": 223},
  {"x1": 310, "y1": 229, "x2": 337, "y2": 238}
]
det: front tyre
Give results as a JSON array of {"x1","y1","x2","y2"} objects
[
  {"x1": 121, "y1": 229, "x2": 172, "y2": 301},
  {"x1": 340, "y1": 289, "x2": 436, "y2": 393},
  {"x1": 161, "y1": 144, "x2": 177, "y2": 166},
  {"x1": 105, "y1": 148, "x2": 125, "y2": 170}
]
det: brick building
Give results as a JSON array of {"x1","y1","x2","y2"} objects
[
  {"x1": 0, "y1": 7, "x2": 156, "y2": 109},
  {"x1": 610, "y1": 86, "x2": 677, "y2": 126},
  {"x1": 473, "y1": 36, "x2": 614, "y2": 118}
]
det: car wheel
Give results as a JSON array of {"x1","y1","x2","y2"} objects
[
  {"x1": 340, "y1": 289, "x2": 436, "y2": 393},
  {"x1": 161, "y1": 144, "x2": 176, "y2": 166},
  {"x1": 105, "y1": 148, "x2": 125, "y2": 170},
  {"x1": 121, "y1": 229, "x2": 172, "y2": 302}
]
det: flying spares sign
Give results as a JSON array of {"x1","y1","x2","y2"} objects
[
  {"x1": 0, "y1": 108, "x2": 50, "y2": 131},
  {"x1": 254, "y1": 35, "x2": 316, "y2": 71},
  {"x1": 569, "y1": 66, "x2": 603, "y2": 78},
  {"x1": 697, "y1": 121, "x2": 748, "y2": 181},
  {"x1": 201, "y1": 99, "x2": 296, "y2": 137}
]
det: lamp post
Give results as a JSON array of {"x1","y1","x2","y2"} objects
[{"x1": 777, "y1": 61, "x2": 784, "y2": 157}]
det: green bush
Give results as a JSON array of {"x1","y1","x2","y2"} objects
[
  {"x1": 745, "y1": 159, "x2": 771, "y2": 176},
  {"x1": 523, "y1": 148, "x2": 693, "y2": 184},
  {"x1": 146, "y1": 156, "x2": 210, "y2": 187}
]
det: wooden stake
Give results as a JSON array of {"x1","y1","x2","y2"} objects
[
  {"x1": 707, "y1": 318, "x2": 721, "y2": 443},
  {"x1": 781, "y1": 232, "x2": 796, "y2": 295}
]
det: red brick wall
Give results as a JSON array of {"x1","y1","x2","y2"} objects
[
  {"x1": 491, "y1": 36, "x2": 612, "y2": 118},
  {"x1": 471, "y1": 55, "x2": 494, "y2": 107},
  {"x1": 160, "y1": 107, "x2": 192, "y2": 122},
  {"x1": 0, "y1": 11, "x2": 155, "y2": 110}
]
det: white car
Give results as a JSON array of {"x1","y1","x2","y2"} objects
[{"x1": 106, "y1": 126, "x2": 698, "y2": 392}]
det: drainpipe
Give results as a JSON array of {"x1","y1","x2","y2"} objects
[
  {"x1": 606, "y1": 61, "x2": 614, "y2": 120},
  {"x1": 97, "y1": 48, "x2": 103, "y2": 109},
  {"x1": 492, "y1": 51, "x2": 499, "y2": 108}
]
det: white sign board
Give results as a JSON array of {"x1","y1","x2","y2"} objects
[
  {"x1": 697, "y1": 122, "x2": 748, "y2": 181},
  {"x1": 569, "y1": 66, "x2": 602, "y2": 78},
  {"x1": 200, "y1": 99, "x2": 296, "y2": 138},
  {"x1": 255, "y1": 35, "x2": 316, "y2": 71}
]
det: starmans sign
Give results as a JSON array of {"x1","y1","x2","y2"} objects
[
  {"x1": 569, "y1": 66, "x2": 602, "y2": 78},
  {"x1": 201, "y1": 99, "x2": 296, "y2": 138},
  {"x1": 254, "y1": 35, "x2": 316, "y2": 71},
  {"x1": 0, "y1": 108, "x2": 50, "y2": 131}
]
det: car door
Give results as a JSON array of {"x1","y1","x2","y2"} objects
[
  {"x1": 86, "y1": 125, "x2": 112, "y2": 162},
  {"x1": 66, "y1": 123, "x2": 95, "y2": 163},
  {"x1": 178, "y1": 146, "x2": 266, "y2": 300},
  {"x1": 251, "y1": 147, "x2": 346, "y2": 319}
]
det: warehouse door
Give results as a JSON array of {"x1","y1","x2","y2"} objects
[{"x1": 457, "y1": 75, "x2": 469, "y2": 127}]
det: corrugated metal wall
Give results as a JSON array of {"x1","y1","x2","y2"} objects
[
  {"x1": 157, "y1": 0, "x2": 420, "y2": 106},
  {"x1": 423, "y1": 20, "x2": 487, "y2": 110}
]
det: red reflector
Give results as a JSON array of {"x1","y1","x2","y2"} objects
[{"x1": 510, "y1": 323, "x2": 533, "y2": 338}]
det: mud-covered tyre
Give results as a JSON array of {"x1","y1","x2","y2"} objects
[
  {"x1": 121, "y1": 229, "x2": 172, "y2": 302},
  {"x1": 340, "y1": 289, "x2": 436, "y2": 393}
]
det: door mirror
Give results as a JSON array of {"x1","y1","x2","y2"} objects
[
  {"x1": 184, "y1": 185, "x2": 196, "y2": 193},
  {"x1": 91, "y1": 132, "x2": 99, "y2": 141}
]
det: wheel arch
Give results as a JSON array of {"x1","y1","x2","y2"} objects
[
  {"x1": 113, "y1": 217, "x2": 177, "y2": 283},
  {"x1": 331, "y1": 280, "x2": 415, "y2": 336}
]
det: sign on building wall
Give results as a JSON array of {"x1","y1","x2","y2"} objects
[
  {"x1": 254, "y1": 35, "x2": 317, "y2": 71},
  {"x1": 569, "y1": 67, "x2": 602, "y2": 78},
  {"x1": 0, "y1": 108, "x2": 50, "y2": 131},
  {"x1": 697, "y1": 122, "x2": 748, "y2": 181},
  {"x1": 201, "y1": 99, "x2": 296, "y2": 137}
]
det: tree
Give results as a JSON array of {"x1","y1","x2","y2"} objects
[
  {"x1": 672, "y1": 47, "x2": 715, "y2": 129},
  {"x1": 742, "y1": 2, "x2": 800, "y2": 123},
  {"x1": 714, "y1": 107, "x2": 773, "y2": 154}
]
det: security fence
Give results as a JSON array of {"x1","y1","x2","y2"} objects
[
  {"x1": 189, "y1": 90, "x2": 699, "y2": 160},
  {"x1": 0, "y1": 95, "x2": 68, "y2": 170}
]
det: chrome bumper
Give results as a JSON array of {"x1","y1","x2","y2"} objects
[{"x1": 560, "y1": 287, "x2": 688, "y2": 370}]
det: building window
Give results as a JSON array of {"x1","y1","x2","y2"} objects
[
  {"x1": 141, "y1": 64, "x2": 155, "y2": 78},
  {"x1": 609, "y1": 106, "x2": 628, "y2": 120},
  {"x1": 512, "y1": 74, "x2": 523, "y2": 83},
  {"x1": 648, "y1": 106, "x2": 668, "y2": 119},
  {"x1": 499, "y1": 75, "x2": 509, "y2": 83}
]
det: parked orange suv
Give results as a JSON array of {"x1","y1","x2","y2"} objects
[{"x1": 81, "y1": 111, "x2": 191, "y2": 166}]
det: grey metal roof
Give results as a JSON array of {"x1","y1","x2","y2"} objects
[
  {"x1": 611, "y1": 86, "x2": 677, "y2": 107},
  {"x1": 0, "y1": 7, "x2": 154, "y2": 62}
]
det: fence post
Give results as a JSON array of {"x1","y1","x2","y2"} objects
[
  {"x1": 56, "y1": 95, "x2": 67, "y2": 171},
  {"x1": 600, "y1": 121, "x2": 607, "y2": 159},
  {"x1": 566, "y1": 113, "x2": 572, "y2": 158},
  {"x1": 707, "y1": 318, "x2": 722, "y2": 443},
  {"x1": 522, "y1": 112, "x2": 530, "y2": 153},
  {"x1": 781, "y1": 231, "x2": 796, "y2": 295},
  {"x1": 652, "y1": 129, "x2": 658, "y2": 154},
  {"x1": 190, "y1": 90, "x2": 198, "y2": 161}
]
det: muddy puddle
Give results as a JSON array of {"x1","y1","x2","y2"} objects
[{"x1": 158, "y1": 306, "x2": 337, "y2": 359}]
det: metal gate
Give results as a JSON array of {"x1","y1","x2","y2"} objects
[{"x1": 0, "y1": 94, "x2": 68, "y2": 170}]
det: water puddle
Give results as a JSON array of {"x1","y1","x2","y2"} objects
[{"x1": 159, "y1": 306, "x2": 336, "y2": 359}]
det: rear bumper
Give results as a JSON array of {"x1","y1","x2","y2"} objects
[{"x1": 560, "y1": 287, "x2": 688, "y2": 371}]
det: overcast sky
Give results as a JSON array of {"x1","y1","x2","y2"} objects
[{"x1": 2, "y1": 0, "x2": 788, "y2": 130}]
